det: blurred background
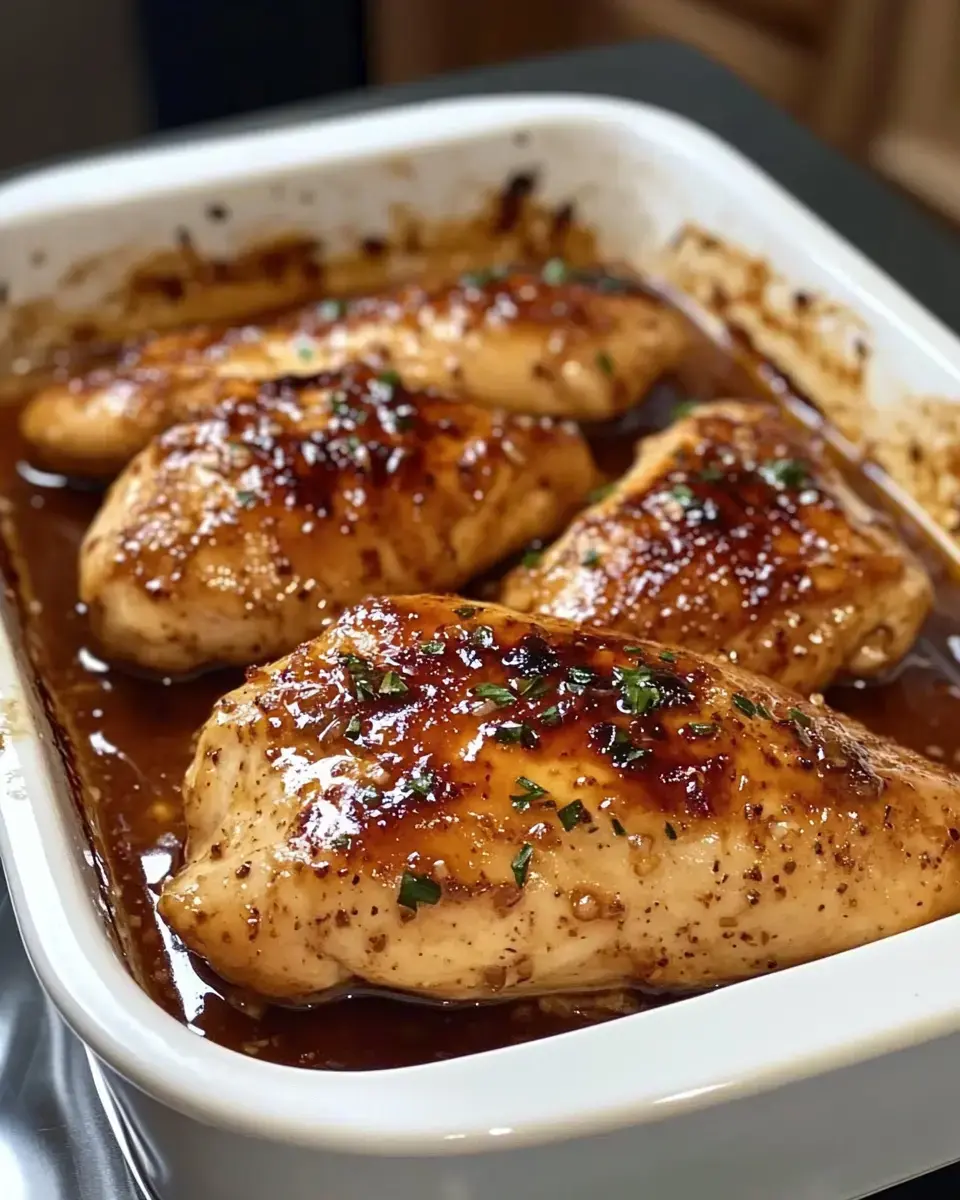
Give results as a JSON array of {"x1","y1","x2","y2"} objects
[{"x1": 2, "y1": 0, "x2": 958, "y2": 225}]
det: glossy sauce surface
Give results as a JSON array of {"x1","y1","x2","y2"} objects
[{"x1": 4, "y1": 298, "x2": 960, "y2": 1069}]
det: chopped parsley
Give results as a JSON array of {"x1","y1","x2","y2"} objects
[
  {"x1": 460, "y1": 265, "x2": 508, "y2": 288},
  {"x1": 664, "y1": 821, "x2": 678, "y2": 840},
  {"x1": 317, "y1": 298, "x2": 346, "y2": 322},
  {"x1": 540, "y1": 705, "x2": 562, "y2": 726},
  {"x1": 344, "y1": 714, "x2": 362, "y2": 742},
  {"x1": 494, "y1": 721, "x2": 538, "y2": 748},
  {"x1": 732, "y1": 693, "x2": 757, "y2": 718},
  {"x1": 788, "y1": 706, "x2": 812, "y2": 729},
  {"x1": 341, "y1": 653, "x2": 378, "y2": 700},
  {"x1": 522, "y1": 547, "x2": 544, "y2": 568},
  {"x1": 687, "y1": 722, "x2": 718, "y2": 738},
  {"x1": 658, "y1": 649, "x2": 677, "y2": 663},
  {"x1": 330, "y1": 833, "x2": 352, "y2": 851},
  {"x1": 377, "y1": 368, "x2": 402, "y2": 388},
  {"x1": 472, "y1": 625, "x2": 495, "y2": 648},
  {"x1": 398, "y1": 871, "x2": 441, "y2": 911},
  {"x1": 330, "y1": 392, "x2": 368, "y2": 424},
  {"x1": 587, "y1": 481, "x2": 616, "y2": 504},
  {"x1": 670, "y1": 483, "x2": 696, "y2": 507},
  {"x1": 296, "y1": 341, "x2": 315, "y2": 362},
  {"x1": 613, "y1": 665, "x2": 661, "y2": 715},
  {"x1": 755, "y1": 702, "x2": 773, "y2": 720},
  {"x1": 378, "y1": 671, "x2": 408, "y2": 696},
  {"x1": 513, "y1": 675, "x2": 550, "y2": 700},
  {"x1": 454, "y1": 605, "x2": 479, "y2": 619},
  {"x1": 623, "y1": 645, "x2": 645, "y2": 655},
  {"x1": 558, "y1": 799, "x2": 587, "y2": 831},
  {"x1": 566, "y1": 665, "x2": 596, "y2": 692},
  {"x1": 511, "y1": 776, "x2": 547, "y2": 809},
  {"x1": 611, "y1": 817, "x2": 626, "y2": 837},
  {"x1": 598, "y1": 724, "x2": 651, "y2": 768},
  {"x1": 699, "y1": 464, "x2": 724, "y2": 483},
  {"x1": 405, "y1": 770, "x2": 435, "y2": 797},
  {"x1": 760, "y1": 458, "x2": 808, "y2": 490},
  {"x1": 236, "y1": 489, "x2": 257, "y2": 507},
  {"x1": 581, "y1": 548, "x2": 601, "y2": 568},
  {"x1": 512, "y1": 843, "x2": 534, "y2": 887},
  {"x1": 673, "y1": 399, "x2": 698, "y2": 420},
  {"x1": 541, "y1": 258, "x2": 568, "y2": 285},
  {"x1": 595, "y1": 350, "x2": 615, "y2": 376},
  {"x1": 420, "y1": 640, "x2": 444, "y2": 656},
  {"x1": 472, "y1": 682, "x2": 516, "y2": 708}
]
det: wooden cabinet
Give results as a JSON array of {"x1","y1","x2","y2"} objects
[{"x1": 367, "y1": 0, "x2": 960, "y2": 225}]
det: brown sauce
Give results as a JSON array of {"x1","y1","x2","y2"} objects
[{"x1": 3, "y1": 296, "x2": 960, "y2": 1071}]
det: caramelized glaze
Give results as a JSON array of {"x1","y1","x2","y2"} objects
[{"x1": 4, "y1": 288, "x2": 960, "y2": 1068}]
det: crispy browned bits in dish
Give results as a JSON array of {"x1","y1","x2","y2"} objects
[
  {"x1": 79, "y1": 364, "x2": 597, "y2": 674},
  {"x1": 159, "y1": 593, "x2": 960, "y2": 1005},
  {"x1": 20, "y1": 263, "x2": 687, "y2": 477},
  {"x1": 501, "y1": 400, "x2": 932, "y2": 693}
]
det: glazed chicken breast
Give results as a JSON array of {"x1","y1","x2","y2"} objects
[
  {"x1": 21, "y1": 267, "x2": 687, "y2": 477},
  {"x1": 501, "y1": 401, "x2": 932, "y2": 693},
  {"x1": 159, "y1": 594, "x2": 960, "y2": 1005},
  {"x1": 79, "y1": 366, "x2": 596, "y2": 674}
]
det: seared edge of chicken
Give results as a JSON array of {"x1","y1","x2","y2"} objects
[
  {"x1": 79, "y1": 365, "x2": 597, "y2": 674},
  {"x1": 501, "y1": 400, "x2": 932, "y2": 693},
  {"x1": 21, "y1": 267, "x2": 688, "y2": 476},
  {"x1": 159, "y1": 594, "x2": 960, "y2": 1004}
]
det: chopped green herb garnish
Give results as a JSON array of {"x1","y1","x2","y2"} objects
[
  {"x1": 670, "y1": 483, "x2": 696, "y2": 507},
  {"x1": 664, "y1": 821, "x2": 678, "y2": 840},
  {"x1": 341, "y1": 653, "x2": 378, "y2": 700},
  {"x1": 732, "y1": 693, "x2": 757, "y2": 718},
  {"x1": 540, "y1": 705, "x2": 562, "y2": 726},
  {"x1": 510, "y1": 776, "x2": 547, "y2": 809},
  {"x1": 344, "y1": 714, "x2": 362, "y2": 741},
  {"x1": 472, "y1": 682, "x2": 516, "y2": 708},
  {"x1": 623, "y1": 645, "x2": 645, "y2": 655},
  {"x1": 317, "y1": 298, "x2": 346, "y2": 322},
  {"x1": 421, "y1": 640, "x2": 444, "y2": 656},
  {"x1": 699, "y1": 464, "x2": 724, "y2": 482},
  {"x1": 522, "y1": 547, "x2": 543, "y2": 568},
  {"x1": 236, "y1": 489, "x2": 257, "y2": 507},
  {"x1": 377, "y1": 368, "x2": 402, "y2": 388},
  {"x1": 460, "y1": 266, "x2": 508, "y2": 288},
  {"x1": 330, "y1": 391, "x2": 368, "y2": 424},
  {"x1": 611, "y1": 817, "x2": 626, "y2": 837},
  {"x1": 558, "y1": 799, "x2": 587, "y2": 832},
  {"x1": 760, "y1": 458, "x2": 808, "y2": 490},
  {"x1": 454, "y1": 605, "x2": 479, "y2": 618},
  {"x1": 788, "y1": 706, "x2": 812, "y2": 729},
  {"x1": 296, "y1": 341, "x2": 315, "y2": 362},
  {"x1": 406, "y1": 770, "x2": 435, "y2": 797},
  {"x1": 588, "y1": 482, "x2": 615, "y2": 505},
  {"x1": 472, "y1": 625, "x2": 495, "y2": 648},
  {"x1": 514, "y1": 675, "x2": 550, "y2": 700},
  {"x1": 330, "y1": 833, "x2": 352, "y2": 851},
  {"x1": 398, "y1": 871, "x2": 441, "y2": 911},
  {"x1": 541, "y1": 258, "x2": 568, "y2": 285},
  {"x1": 494, "y1": 721, "x2": 538, "y2": 747},
  {"x1": 512, "y1": 843, "x2": 533, "y2": 887},
  {"x1": 581, "y1": 548, "x2": 601, "y2": 567},
  {"x1": 673, "y1": 399, "x2": 698, "y2": 420},
  {"x1": 378, "y1": 671, "x2": 408, "y2": 696},
  {"x1": 566, "y1": 665, "x2": 596, "y2": 692},
  {"x1": 687, "y1": 722, "x2": 718, "y2": 738},
  {"x1": 614, "y1": 665, "x2": 661, "y2": 715},
  {"x1": 659, "y1": 649, "x2": 677, "y2": 663},
  {"x1": 755, "y1": 702, "x2": 773, "y2": 720},
  {"x1": 595, "y1": 350, "x2": 615, "y2": 376},
  {"x1": 601, "y1": 725, "x2": 651, "y2": 767}
]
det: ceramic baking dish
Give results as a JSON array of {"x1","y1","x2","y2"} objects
[{"x1": 2, "y1": 95, "x2": 960, "y2": 1200}]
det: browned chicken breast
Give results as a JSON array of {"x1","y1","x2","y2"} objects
[
  {"x1": 22, "y1": 267, "x2": 687, "y2": 477},
  {"x1": 79, "y1": 366, "x2": 596, "y2": 674},
  {"x1": 501, "y1": 401, "x2": 931, "y2": 693},
  {"x1": 159, "y1": 594, "x2": 960, "y2": 1004}
]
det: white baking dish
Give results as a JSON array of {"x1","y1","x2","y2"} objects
[{"x1": 2, "y1": 94, "x2": 960, "y2": 1200}]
